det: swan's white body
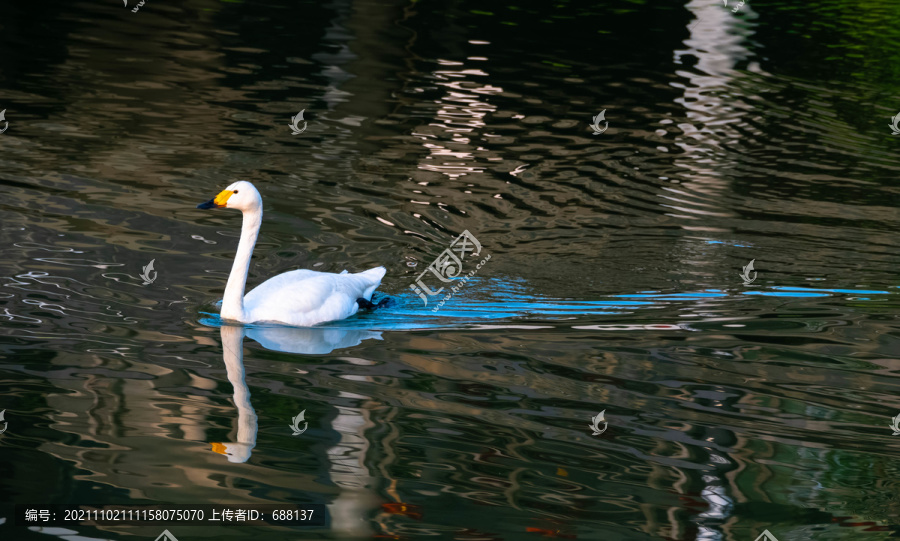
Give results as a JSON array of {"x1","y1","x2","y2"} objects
[{"x1": 198, "y1": 181, "x2": 386, "y2": 327}]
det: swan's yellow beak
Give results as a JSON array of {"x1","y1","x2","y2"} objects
[
  {"x1": 197, "y1": 189, "x2": 233, "y2": 209},
  {"x1": 211, "y1": 442, "x2": 228, "y2": 455}
]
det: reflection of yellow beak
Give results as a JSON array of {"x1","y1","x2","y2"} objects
[{"x1": 211, "y1": 442, "x2": 227, "y2": 455}]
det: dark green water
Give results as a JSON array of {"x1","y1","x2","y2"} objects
[{"x1": 1, "y1": 0, "x2": 900, "y2": 539}]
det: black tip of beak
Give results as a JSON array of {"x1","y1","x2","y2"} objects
[{"x1": 197, "y1": 199, "x2": 216, "y2": 209}]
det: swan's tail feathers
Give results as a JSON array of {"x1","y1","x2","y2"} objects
[
  {"x1": 357, "y1": 266, "x2": 386, "y2": 281},
  {"x1": 357, "y1": 266, "x2": 386, "y2": 300}
]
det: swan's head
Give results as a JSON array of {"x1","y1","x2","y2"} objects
[{"x1": 197, "y1": 180, "x2": 262, "y2": 212}]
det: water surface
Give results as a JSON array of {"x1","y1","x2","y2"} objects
[{"x1": 2, "y1": 0, "x2": 900, "y2": 540}]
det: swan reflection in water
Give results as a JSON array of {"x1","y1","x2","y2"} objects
[
  {"x1": 210, "y1": 324, "x2": 259, "y2": 463},
  {"x1": 209, "y1": 323, "x2": 381, "y2": 462},
  {"x1": 245, "y1": 324, "x2": 383, "y2": 355},
  {"x1": 208, "y1": 323, "x2": 381, "y2": 536}
]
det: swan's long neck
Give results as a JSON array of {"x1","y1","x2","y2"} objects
[{"x1": 221, "y1": 207, "x2": 262, "y2": 322}]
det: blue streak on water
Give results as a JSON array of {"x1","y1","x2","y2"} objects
[
  {"x1": 771, "y1": 286, "x2": 890, "y2": 294},
  {"x1": 198, "y1": 279, "x2": 895, "y2": 335},
  {"x1": 704, "y1": 240, "x2": 753, "y2": 247},
  {"x1": 742, "y1": 291, "x2": 832, "y2": 297},
  {"x1": 199, "y1": 277, "x2": 657, "y2": 334},
  {"x1": 613, "y1": 290, "x2": 727, "y2": 300},
  {"x1": 743, "y1": 286, "x2": 891, "y2": 297}
]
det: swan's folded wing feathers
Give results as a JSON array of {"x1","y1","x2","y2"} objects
[
  {"x1": 246, "y1": 271, "x2": 339, "y2": 314},
  {"x1": 243, "y1": 267, "x2": 386, "y2": 326}
]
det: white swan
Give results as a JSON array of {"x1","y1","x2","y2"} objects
[{"x1": 197, "y1": 181, "x2": 387, "y2": 327}]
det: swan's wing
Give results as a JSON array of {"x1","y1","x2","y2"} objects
[
  {"x1": 244, "y1": 267, "x2": 386, "y2": 326},
  {"x1": 246, "y1": 270, "x2": 344, "y2": 313}
]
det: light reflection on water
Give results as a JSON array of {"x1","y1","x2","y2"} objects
[{"x1": 2, "y1": 0, "x2": 900, "y2": 539}]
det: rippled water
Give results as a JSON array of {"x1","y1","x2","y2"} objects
[{"x1": 2, "y1": 0, "x2": 900, "y2": 539}]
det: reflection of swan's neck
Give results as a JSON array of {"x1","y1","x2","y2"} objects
[
  {"x1": 222, "y1": 208, "x2": 262, "y2": 322},
  {"x1": 215, "y1": 325, "x2": 258, "y2": 463},
  {"x1": 227, "y1": 356, "x2": 257, "y2": 446}
]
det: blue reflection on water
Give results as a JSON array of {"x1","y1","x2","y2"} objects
[
  {"x1": 199, "y1": 277, "x2": 895, "y2": 340},
  {"x1": 743, "y1": 286, "x2": 891, "y2": 297}
]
